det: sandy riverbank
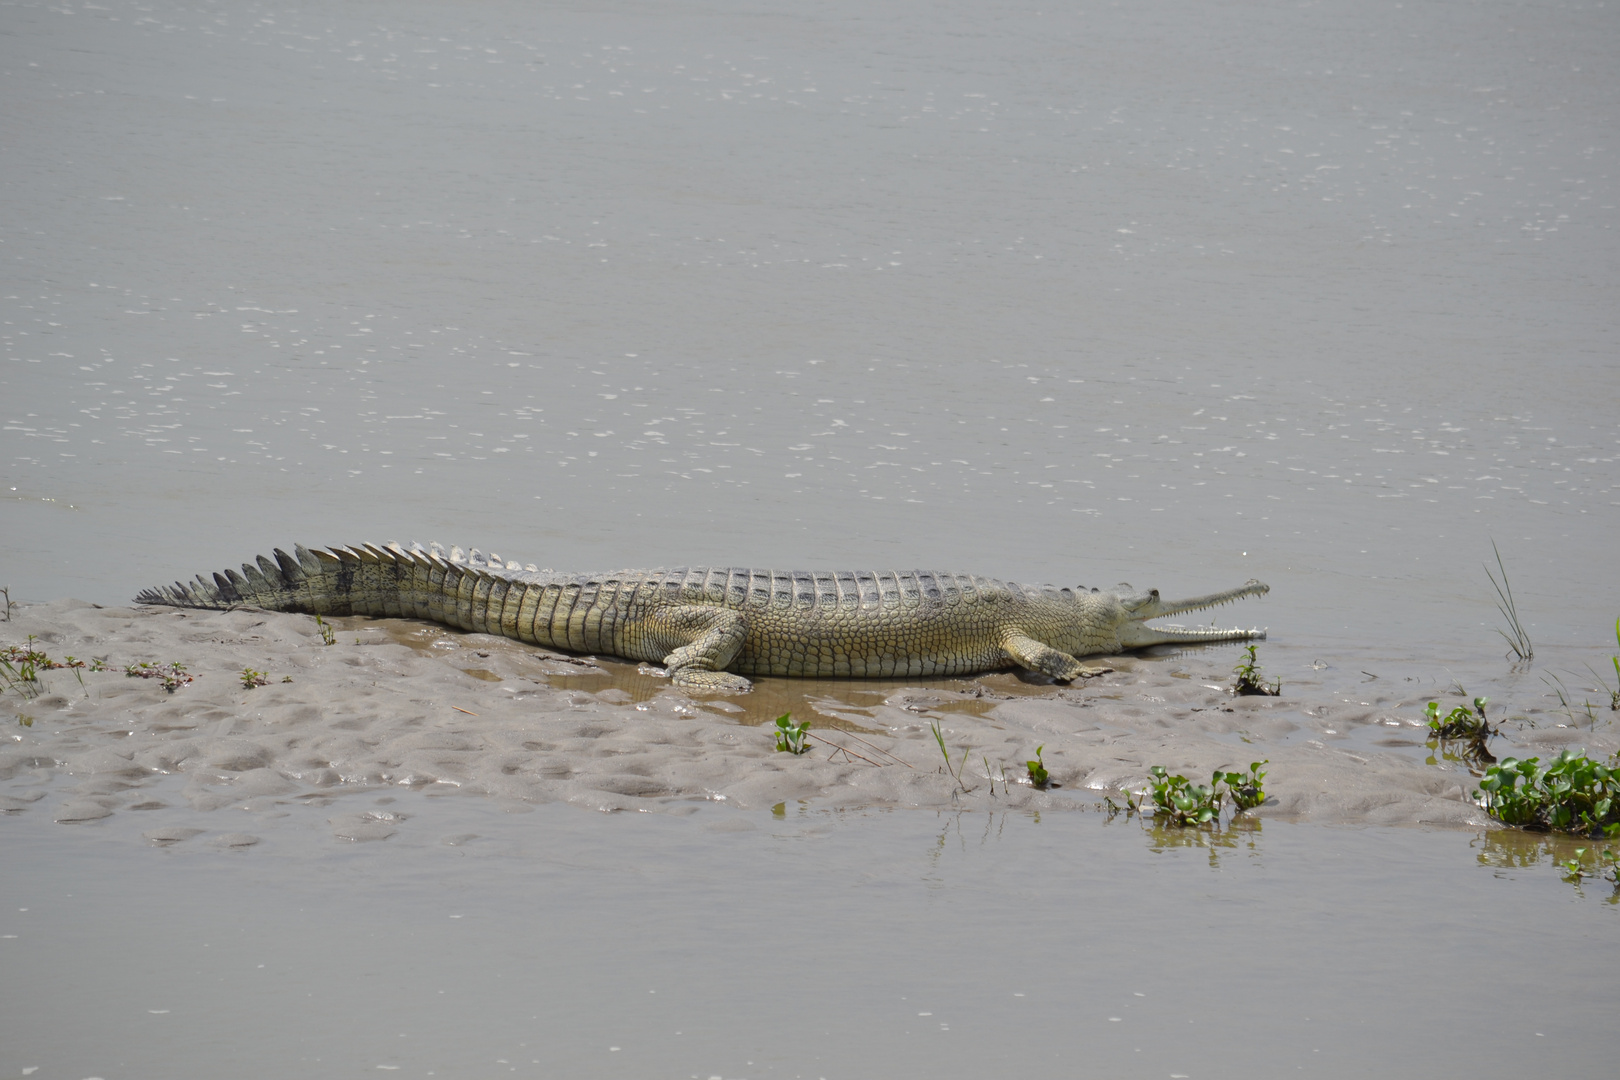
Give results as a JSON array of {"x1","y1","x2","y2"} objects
[{"x1": 4, "y1": 599, "x2": 1614, "y2": 845}]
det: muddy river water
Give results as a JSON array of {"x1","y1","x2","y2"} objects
[{"x1": 2, "y1": 0, "x2": 1617, "y2": 1075}]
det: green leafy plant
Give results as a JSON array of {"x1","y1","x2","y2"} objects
[
  {"x1": 1145, "y1": 761, "x2": 1270, "y2": 825},
  {"x1": 930, "y1": 719, "x2": 972, "y2": 792},
  {"x1": 16, "y1": 713, "x2": 33, "y2": 728},
  {"x1": 1216, "y1": 760, "x2": 1269, "y2": 811},
  {"x1": 1148, "y1": 766, "x2": 1224, "y2": 826},
  {"x1": 1026, "y1": 745, "x2": 1050, "y2": 789},
  {"x1": 1425, "y1": 697, "x2": 1491, "y2": 739},
  {"x1": 1424, "y1": 697, "x2": 1496, "y2": 762},
  {"x1": 239, "y1": 667, "x2": 270, "y2": 690},
  {"x1": 1476, "y1": 749, "x2": 1620, "y2": 838},
  {"x1": 1, "y1": 647, "x2": 44, "y2": 701},
  {"x1": 1231, "y1": 644, "x2": 1281, "y2": 696},
  {"x1": 124, "y1": 661, "x2": 193, "y2": 693},
  {"x1": 2, "y1": 639, "x2": 107, "y2": 702},
  {"x1": 1485, "y1": 540, "x2": 1532, "y2": 662},
  {"x1": 2, "y1": 636, "x2": 98, "y2": 699},
  {"x1": 1557, "y1": 846, "x2": 1620, "y2": 886},
  {"x1": 314, "y1": 614, "x2": 337, "y2": 646},
  {"x1": 774, "y1": 711, "x2": 809, "y2": 754}
]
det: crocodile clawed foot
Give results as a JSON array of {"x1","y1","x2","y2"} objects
[{"x1": 669, "y1": 668, "x2": 754, "y2": 693}]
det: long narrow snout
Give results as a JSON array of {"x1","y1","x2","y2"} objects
[{"x1": 1112, "y1": 578, "x2": 1269, "y2": 649}]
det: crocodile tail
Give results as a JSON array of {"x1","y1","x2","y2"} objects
[{"x1": 131, "y1": 542, "x2": 505, "y2": 622}]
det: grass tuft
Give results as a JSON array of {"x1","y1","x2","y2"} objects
[{"x1": 1485, "y1": 540, "x2": 1533, "y2": 662}]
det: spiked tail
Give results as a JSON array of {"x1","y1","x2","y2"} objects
[{"x1": 132, "y1": 542, "x2": 532, "y2": 626}]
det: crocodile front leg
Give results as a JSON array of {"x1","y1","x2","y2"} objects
[
  {"x1": 651, "y1": 605, "x2": 753, "y2": 692},
  {"x1": 1003, "y1": 632, "x2": 1113, "y2": 683}
]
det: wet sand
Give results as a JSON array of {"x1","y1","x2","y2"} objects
[{"x1": 7, "y1": 598, "x2": 1614, "y2": 840}]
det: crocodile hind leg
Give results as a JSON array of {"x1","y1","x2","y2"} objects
[
  {"x1": 1003, "y1": 632, "x2": 1113, "y2": 683},
  {"x1": 650, "y1": 606, "x2": 754, "y2": 692}
]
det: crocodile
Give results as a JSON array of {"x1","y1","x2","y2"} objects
[{"x1": 135, "y1": 542, "x2": 1270, "y2": 691}]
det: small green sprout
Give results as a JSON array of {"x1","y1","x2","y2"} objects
[
  {"x1": 1424, "y1": 697, "x2": 1496, "y2": 762},
  {"x1": 16, "y1": 713, "x2": 33, "y2": 728},
  {"x1": 124, "y1": 661, "x2": 193, "y2": 693},
  {"x1": 0, "y1": 585, "x2": 11, "y2": 621},
  {"x1": 1231, "y1": 644, "x2": 1281, "y2": 696},
  {"x1": 281, "y1": 675, "x2": 294, "y2": 683},
  {"x1": 1582, "y1": 616, "x2": 1620, "y2": 713},
  {"x1": 239, "y1": 667, "x2": 270, "y2": 690},
  {"x1": 1611, "y1": 617, "x2": 1620, "y2": 711},
  {"x1": 1216, "y1": 760, "x2": 1270, "y2": 811},
  {"x1": 2, "y1": 638, "x2": 103, "y2": 700},
  {"x1": 1425, "y1": 697, "x2": 1492, "y2": 739},
  {"x1": 1556, "y1": 847, "x2": 1620, "y2": 893},
  {"x1": 314, "y1": 614, "x2": 336, "y2": 646},
  {"x1": 774, "y1": 711, "x2": 810, "y2": 754},
  {"x1": 984, "y1": 756, "x2": 1010, "y2": 796},
  {"x1": 929, "y1": 719, "x2": 972, "y2": 792},
  {"x1": 1026, "y1": 745, "x2": 1050, "y2": 789}
]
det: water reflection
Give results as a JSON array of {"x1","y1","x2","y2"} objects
[{"x1": 1472, "y1": 829, "x2": 1620, "y2": 902}]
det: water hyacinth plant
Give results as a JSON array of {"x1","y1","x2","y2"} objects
[
  {"x1": 773, "y1": 711, "x2": 810, "y2": 754},
  {"x1": 1476, "y1": 748, "x2": 1620, "y2": 838},
  {"x1": 1026, "y1": 745, "x2": 1050, "y2": 789},
  {"x1": 1424, "y1": 696, "x2": 1497, "y2": 762},
  {"x1": 1144, "y1": 761, "x2": 1269, "y2": 826},
  {"x1": 1218, "y1": 760, "x2": 1270, "y2": 811},
  {"x1": 1147, "y1": 766, "x2": 1223, "y2": 826}
]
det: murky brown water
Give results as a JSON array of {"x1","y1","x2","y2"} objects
[
  {"x1": 3, "y1": 801, "x2": 1616, "y2": 1080},
  {"x1": 3, "y1": 0, "x2": 1618, "y2": 1074}
]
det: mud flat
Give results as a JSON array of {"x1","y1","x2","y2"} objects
[
  {"x1": 5, "y1": 600, "x2": 1619, "y2": 1080},
  {"x1": 6, "y1": 599, "x2": 1616, "y2": 842}
]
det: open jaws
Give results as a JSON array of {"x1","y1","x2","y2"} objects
[{"x1": 1112, "y1": 578, "x2": 1270, "y2": 649}]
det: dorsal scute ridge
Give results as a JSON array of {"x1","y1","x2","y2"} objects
[{"x1": 273, "y1": 548, "x2": 304, "y2": 582}]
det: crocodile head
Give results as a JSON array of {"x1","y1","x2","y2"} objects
[{"x1": 1106, "y1": 578, "x2": 1270, "y2": 650}]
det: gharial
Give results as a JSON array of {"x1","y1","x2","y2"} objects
[{"x1": 136, "y1": 542, "x2": 1270, "y2": 692}]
